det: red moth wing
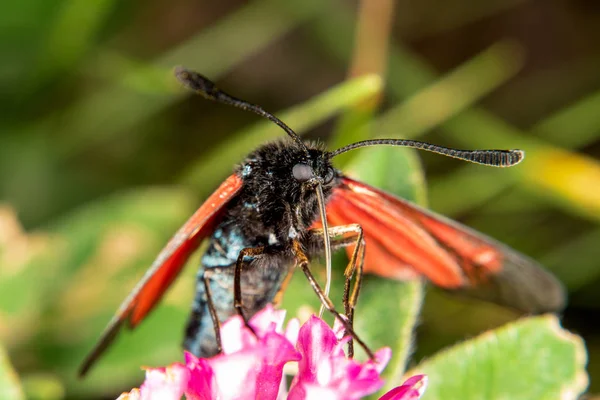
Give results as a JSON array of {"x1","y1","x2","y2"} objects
[
  {"x1": 322, "y1": 175, "x2": 565, "y2": 313},
  {"x1": 325, "y1": 191, "x2": 463, "y2": 286},
  {"x1": 325, "y1": 205, "x2": 420, "y2": 281},
  {"x1": 79, "y1": 174, "x2": 243, "y2": 376}
]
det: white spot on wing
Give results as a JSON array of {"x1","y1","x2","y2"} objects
[{"x1": 475, "y1": 249, "x2": 495, "y2": 265}]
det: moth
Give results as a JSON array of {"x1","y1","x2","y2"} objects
[{"x1": 79, "y1": 67, "x2": 565, "y2": 376}]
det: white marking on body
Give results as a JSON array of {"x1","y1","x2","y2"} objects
[
  {"x1": 288, "y1": 226, "x2": 298, "y2": 239},
  {"x1": 268, "y1": 233, "x2": 278, "y2": 245}
]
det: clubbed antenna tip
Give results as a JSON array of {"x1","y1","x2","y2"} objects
[
  {"x1": 174, "y1": 66, "x2": 309, "y2": 156},
  {"x1": 330, "y1": 139, "x2": 525, "y2": 168}
]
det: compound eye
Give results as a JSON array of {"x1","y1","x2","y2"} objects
[
  {"x1": 292, "y1": 163, "x2": 314, "y2": 182},
  {"x1": 324, "y1": 167, "x2": 335, "y2": 184}
]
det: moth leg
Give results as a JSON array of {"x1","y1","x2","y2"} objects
[
  {"x1": 272, "y1": 265, "x2": 296, "y2": 306},
  {"x1": 234, "y1": 246, "x2": 266, "y2": 331},
  {"x1": 292, "y1": 239, "x2": 375, "y2": 360},
  {"x1": 308, "y1": 224, "x2": 365, "y2": 357},
  {"x1": 202, "y1": 271, "x2": 222, "y2": 354}
]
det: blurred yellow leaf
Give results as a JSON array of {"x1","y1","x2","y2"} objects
[{"x1": 525, "y1": 148, "x2": 600, "y2": 221}]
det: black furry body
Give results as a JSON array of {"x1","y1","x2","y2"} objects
[{"x1": 184, "y1": 140, "x2": 338, "y2": 357}]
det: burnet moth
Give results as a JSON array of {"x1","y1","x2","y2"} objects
[{"x1": 79, "y1": 67, "x2": 565, "y2": 376}]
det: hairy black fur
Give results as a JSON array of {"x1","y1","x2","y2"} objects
[
  {"x1": 184, "y1": 139, "x2": 340, "y2": 357},
  {"x1": 232, "y1": 140, "x2": 337, "y2": 241}
]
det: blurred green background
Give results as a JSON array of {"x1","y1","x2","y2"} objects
[{"x1": 1, "y1": 0, "x2": 599, "y2": 398}]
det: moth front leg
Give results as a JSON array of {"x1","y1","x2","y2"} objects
[
  {"x1": 307, "y1": 224, "x2": 365, "y2": 357},
  {"x1": 233, "y1": 246, "x2": 265, "y2": 331},
  {"x1": 292, "y1": 239, "x2": 374, "y2": 360},
  {"x1": 201, "y1": 270, "x2": 222, "y2": 354}
]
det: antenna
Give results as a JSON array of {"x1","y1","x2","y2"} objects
[
  {"x1": 330, "y1": 139, "x2": 524, "y2": 167},
  {"x1": 174, "y1": 66, "x2": 309, "y2": 156}
]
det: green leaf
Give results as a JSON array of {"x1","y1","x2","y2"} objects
[
  {"x1": 330, "y1": 106, "x2": 379, "y2": 168},
  {"x1": 21, "y1": 373, "x2": 65, "y2": 400},
  {"x1": 533, "y1": 89, "x2": 600, "y2": 149},
  {"x1": 0, "y1": 345, "x2": 24, "y2": 400},
  {"x1": 27, "y1": 0, "x2": 118, "y2": 90},
  {"x1": 409, "y1": 315, "x2": 588, "y2": 400},
  {"x1": 541, "y1": 228, "x2": 600, "y2": 292}
]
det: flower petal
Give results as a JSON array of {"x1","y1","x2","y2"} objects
[
  {"x1": 208, "y1": 350, "x2": 261, "y2": 399},
  {"x1": 248, "y1": 303, "x2": 287, "y2": 336},
  {"x1": 289, "y1": 316, "x2": 390, "y2": 400},
  {"x1": 372, "y1": 347, "x2": 392, "y2": 374},
  {"x1": 256, "y1": 331, "x2": 302, "y2": 395},
  {"x1": 284, "y1": 317, "x2": 301, "y2": 345},
  {"x1": 116, "y1": 388, "x2": 141, "y2": 400},
  {"x1": 184, "y1": 352, "x2": 216, "y2": 399},
  {"x1": 296, "y1": 315, "x2": 339, "y2": 381},
  {"x1": 138, "y1": 363, "x2": 189, "y2": 400},
  {"x1": 219, "y1": 315, "x2": 258, "y2": 354},
  {"x1": 117, "y1": 308, "x2": 394, "y2": 400},
  {"x1": 219, "y1": 304, "x2": 289, "y2": 355},
  {"x1": 207, "y1": 332, "x2": 300, "y2": 399},
  {"x1": 379, "y1": 375, "x2": 428, "y2": 400},
  {"x1": 186, "y1": 315, "x2": 300, "y2": 400}
]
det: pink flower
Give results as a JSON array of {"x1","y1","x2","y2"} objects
[
  {"x1": 117, "y1": 363, "x2": 189, "y2": 400},
  {"x1": 379, "y1": 375, "x2": 428, "y2": 400},
  {"x1": 117, "y1": 305, "x2": 427, "y2": 400},
  {"x1": 288, "y1": 316, "x2": 391, "y2": 400},
  {"x1": 183, "y1": 306, "x2": 301, "y2": 399}
]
